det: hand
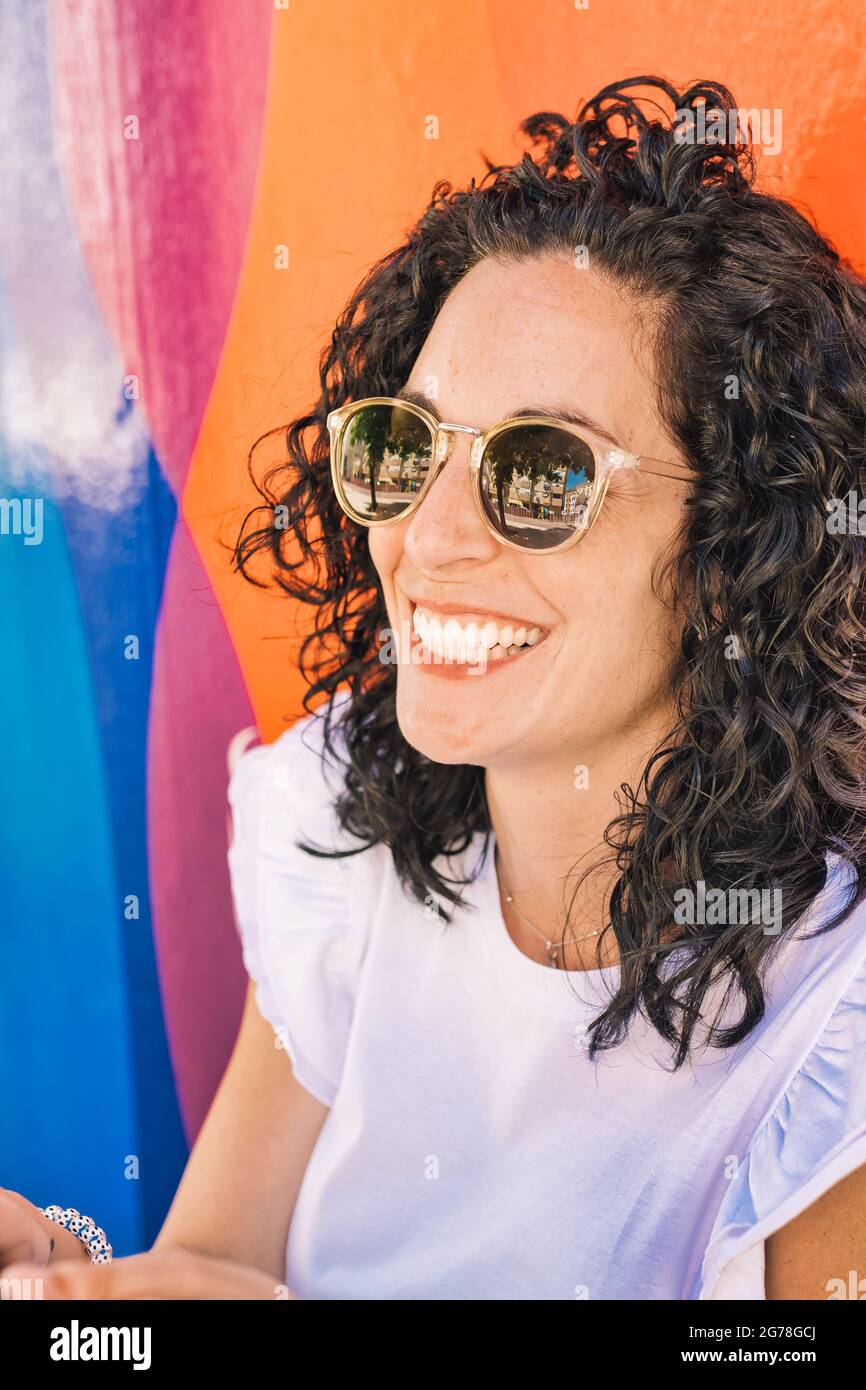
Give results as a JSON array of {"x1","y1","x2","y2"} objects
[
  {"x1": 1, "y1": 1246, "x2": 295, "y2": 1300},
  {"x1": 0, "y1": 1189, "x2": 89, "y2": 1270}
]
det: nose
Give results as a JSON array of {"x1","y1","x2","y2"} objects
[{"x1": 402, "y1": 429, "x2": 502, "y2": 572}]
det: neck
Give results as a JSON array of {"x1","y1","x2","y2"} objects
[{"x1": 485, "y1": 718, "x2": 671, "y2": 971}]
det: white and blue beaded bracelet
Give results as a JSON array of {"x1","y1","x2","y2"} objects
[{"x1": 42, "y1": 1205, "x2": 113, "y2": 1264}]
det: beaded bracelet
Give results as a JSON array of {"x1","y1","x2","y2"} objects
[{"x1": 42, "y1": 1206, "x2": 113, "y2": 1264}]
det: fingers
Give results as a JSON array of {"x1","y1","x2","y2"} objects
[
  {"x1": 1, "y1": 1262, "x2": 49, "y2": 1298},
  {"x1": 0, "y1": 1188, "x2": 41, "y2": 1214},
  {"x1": 0, "y1": 1192, "x2": 53, "y2": 1270},
  {"x1": 2, "y1": 1250, "x2": 293, "y2": 1301},
  {"x1": 2, "y1": 1260, "x2": 116, "y2": 1300},
  {"x1": 1, "y1": 1231, "x2": 52, "y2": 1269}
]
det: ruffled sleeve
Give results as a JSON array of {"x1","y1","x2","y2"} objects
[
  {"x1": 698, "y1": 948, "x2": 866, "y2": 1299},
  {"x1": 226, "y1": 710, "x2": 371, "y2": 1107}
]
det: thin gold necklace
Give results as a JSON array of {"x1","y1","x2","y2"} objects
[{"x1": 495, "y1": 849, "x2": 601, "y2": 969}]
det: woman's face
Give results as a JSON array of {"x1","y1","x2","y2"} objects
[{"x1": 368, "y1": 254, "x2": 691, "y2": 770}]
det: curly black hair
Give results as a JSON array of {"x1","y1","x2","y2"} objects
[{"x1": 235, "y1": 75, "x2": 866, "y2": 1068}]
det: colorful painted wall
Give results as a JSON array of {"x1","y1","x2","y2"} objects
[{"x1": 2, "y1": 0, "x2": 863, "y2": 1253}]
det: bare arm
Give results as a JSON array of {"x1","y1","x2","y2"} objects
[
  {"x1": 154, "y1": 981, "x2": 329, "y2": 1281},
  {"x1": 766, "y1": 1158, "x2": 866, "y2": 1299}
]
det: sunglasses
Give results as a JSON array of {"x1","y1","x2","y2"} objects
[{"x1": 327, "y1": 396, "x2": 693, "y2": 555}]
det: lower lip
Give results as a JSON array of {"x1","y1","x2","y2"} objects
[{"x1": 407, "y1": 610, "x2": 546, "y2": 680}]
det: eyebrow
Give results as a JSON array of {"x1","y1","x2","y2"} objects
[{"x1": 394, "y1": 387, "x2": 623, "y2": 450}]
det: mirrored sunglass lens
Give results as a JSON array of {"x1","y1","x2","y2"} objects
[
  {"x1": 479, "y1": 424, "x2": 595, "y2": 550},
  {"x1": 337, "y1": 404, "x2": 433, "y2": 520}
]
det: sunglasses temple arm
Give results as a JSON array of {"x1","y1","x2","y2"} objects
[
  {"x1": 639, "y1": 461, "x2": 694, "y2": 480},
  {"x1": 601, "y1": 448, "x2": 640, "y2": 477},
  {"x1": 604, "y1": 449, "x2": 692, "y2": 481}
]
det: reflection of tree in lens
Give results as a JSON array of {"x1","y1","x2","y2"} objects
[
  {"x1": 346, "y1": 407, "x2": 388, "y2": 511},
  {"x1": 486, "y1": 426, "x2": 589, "y2": 528},
  {"x1": 346, "y1": 407, "x2": 429, "y2": 513}
]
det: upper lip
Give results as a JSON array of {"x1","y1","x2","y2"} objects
[{"x1": 405, "y1": 594, "x2": 548, "y2": 627}]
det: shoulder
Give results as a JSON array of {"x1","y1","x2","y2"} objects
[
  {"x1": 762, "y1": 869, "x2": 866, "y2": 1299},
  {"x1": 698, "y1": 860, "x2": 866, "y2": 1299},
  {"x1": 228, "y1": 699, "x2": 349, "y2": 839},
  {"x1": 227, "y1": 696, "x2": 375, "y2": 889},
  {"x1": 225, "y1": 696, "x2": 384, "y2": 1106},
  {"x1": 226, "y1": 693, "x2": 384, "y2": 973}
]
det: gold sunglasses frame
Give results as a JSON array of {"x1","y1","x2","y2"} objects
[{"x1": 326, "y1": 396, "x2": 693, "y2": 556}]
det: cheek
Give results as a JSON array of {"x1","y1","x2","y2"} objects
[
  {"x1": 554, "y1": 543, "x2": 676, "y2": 694},
  {"x1": 367, "y1": 528, "x2": 403, "y2": 608}
]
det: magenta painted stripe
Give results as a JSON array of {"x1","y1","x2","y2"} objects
[
  {"x1": 50, "y1": 0, "x2": 273, "y2": 494},
  {"x1": 147, "y1": 521, "x2": 255, "y2": 1140}
]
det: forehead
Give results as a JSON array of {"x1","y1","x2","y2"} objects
[{"x1": 406, "y1": 254, "x2": 662, "y2": 445}]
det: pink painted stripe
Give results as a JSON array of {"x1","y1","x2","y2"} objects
[
  {"x1": 50, "y1": 0, "x2": 273, "y2": 494},
  {"x1": 147, "y1": 520, "x2": 255, "y2": 1139}
]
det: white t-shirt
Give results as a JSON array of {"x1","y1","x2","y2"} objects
[{"x1": 227, "y1": 707, "x2": 866, "y2": 1301}]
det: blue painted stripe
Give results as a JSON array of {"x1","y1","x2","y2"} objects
[
  {"x1": 0, "y1": 477, "x2": 145, "y2": 1253},
  {"x1": 57, "y1": 436, "x2": 188, "y2": 1249}
]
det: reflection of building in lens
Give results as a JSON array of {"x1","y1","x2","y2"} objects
[
  {"x1": 346, "y1": 445, "x2": 427, "y2": 496},
  {"x1": 501, "y1": 465, "x2": 592, "y2": 523},
  {"x1": 562, "y1": 466, "x2": 592, "y2": 522}
]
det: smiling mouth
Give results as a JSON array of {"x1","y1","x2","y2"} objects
[{"x1": 410, "y1": 603, "x2": 549, "y2": 666}]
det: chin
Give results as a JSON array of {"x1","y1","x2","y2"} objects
[{"x1": 395, "y1": 682, "x2": 498, "y2": 765}]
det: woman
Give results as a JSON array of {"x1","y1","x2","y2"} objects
[{"x1": 4, "y1": 75, "x2": 866, "y2": 1301}]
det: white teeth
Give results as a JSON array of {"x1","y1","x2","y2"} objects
[
  {"x1": 443, "y1": 618, "x2": 463, "y2": 659},
  {"x1": 411, "y1": 606, "x2": 546, "y2": 662}
]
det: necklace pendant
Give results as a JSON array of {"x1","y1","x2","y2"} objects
[{"x1": 546, "y1": 942, "x2": 560, "y2": 968}]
